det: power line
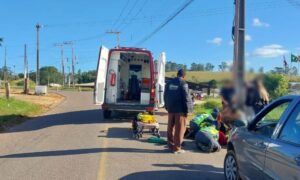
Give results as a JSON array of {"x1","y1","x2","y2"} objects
[
  {"x1": 119, "y1": 0, "x2": 149, "y2": 31},
  {"x1": 136, "y1": 0, "x2": 195, "y2": 45},
  {"x1": 111, "y1": 0, "x2": 131, "y2": 29},
  {"x1": 115, "y1": 0, "x2": 139, "y2": 30},
  {"x1": 285, "y1": 0, "x2": 300, "y2": 9}
]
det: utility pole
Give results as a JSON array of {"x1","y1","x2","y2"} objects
[
  {"x1": 3, "y1": 47, "x2": 10, "y2": 99},
  {"x1": 64, "y1": 41, "x2": 75, "y2": 88},
  {"x1": 106, "y1": 31, "x2": 121, "y2": 48},
  {"x1": 0, "y1": 38, "x2": 3, "y2": 86},
  {"x1": 4, "y1": 46, "x2": 7, "y2": 81},
  {"x1": 71, "y1": 46, "x2": 75, "y2": 88},
  {"x1": 24, "y1": 44, "x2": 29, "y2": 94},
  {"x1": 13, "y1": 65, "x2": 15, "y2": 78},
  {"x1": 67, "y1": 63, "x2": 71, "y2": 88},
  {"x1": 36, "y1": 23, "x2": 42, "y2": 86},
  {"x1": 233, "y1": 0, "x2": 246, "y2": 110},
  {"x1": 54, "y1": 43, "x2": 65, "y2": 87}
]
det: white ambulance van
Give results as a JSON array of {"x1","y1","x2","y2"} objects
[{"x1": 94, "y1": 46, "x2": 165, "y2": 118}]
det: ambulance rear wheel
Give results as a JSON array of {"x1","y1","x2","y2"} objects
[{"x1": 103, "y1": 110, "x2": 112, "y2": 119}]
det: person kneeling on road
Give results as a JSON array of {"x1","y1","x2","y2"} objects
[{"x1": 164, "y1": 69, "x2": 193, "y2": 154}]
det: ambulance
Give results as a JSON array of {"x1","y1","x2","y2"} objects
[{"x1": 94, "y1": 46, "x2": 165, "y2": 118}]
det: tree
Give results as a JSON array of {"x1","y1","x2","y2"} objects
[
  {"x1": 219, "y1": 62, "x2": 228, "y2": 72},
  {"x1": 263, "y1": 73, "x2": 289, "y2": 99},
  {"x1": 190, "y1": 63, "x2": 198, "y2": 71},
  {"x1": 208, "y1": 79, "x2": 217, "y2": 96},
  {"x1": 18, "y1": 73, "x2": 24, "y2": 79},
  {"x1": 77, "y1": 70, "x2": 97, "y2": 83},
  {"x1": 190, "y1": 63, "x2": 204, "y2": 71},
  {"x1": 197, "y1": 64, "x2": 205, "y2": 71},
  {"x1": 170, "y1": 62, "x2": 177, "y2": 71},
  {"x1": 249, "y1": 68, "x2": 255, "y2": 73},
  {"x1": 29, "y1": 66, "x2": 63, "y2": 85},
  {"x1": 176, "y1": 64, "x2": 187, "y2": 71},
  {"x1": 205, "y1": 63, "x2": 215, "y2": 71},
  {"x1": 40, "y1": 66, "x2": 63, "y2": 85},
  {"x1": 258, "y1": 67, "x2": 264, "y2": 74},
  {"x1": 0, "y1": 67, "x2": 13, "y2": 80}
]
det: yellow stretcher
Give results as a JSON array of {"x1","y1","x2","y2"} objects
[{"x1": 132, "y1": 113, "x2": 160, "y2": 139}]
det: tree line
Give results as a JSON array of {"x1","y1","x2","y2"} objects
[
  {"x1": 165, "y1": 61, "x2": 235, "y2": 72},
  {"x1": 0, "y1": 61, "x2": 298, "y2": 86},
  {"x1": 0, "y1": 66, "x2": 96, "y2": 86},
  {"x1": 165, "y1": 61, "x2": 298, "y2": 75}
]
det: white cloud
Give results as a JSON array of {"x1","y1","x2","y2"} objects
[
  {"x1": 245, "y1": 34, "x2": 252, "y2": 41},
  {"x1": 252, "y1": 18, "x2": 270, "y2": 27},
  {"x1": 226, "y1": 59, "x2": 250, "y2": 66},
  {"x1": 253, "y1": 44, "x2": 288, "y2": 58},
  {"x1": 207, "y1": 37, "x2": 222, "y2": 46}
]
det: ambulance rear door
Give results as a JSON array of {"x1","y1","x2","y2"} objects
[{"x1": 94, "y1": 46, "x2": 109, "y2": 105}]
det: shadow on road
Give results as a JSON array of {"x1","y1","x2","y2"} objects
[
  {"x1": 153, "y1": 163, "x2": 223, "y2": 173},
  {"x1": 2, "y1": 109, "x2": 132, "y2": 133},
  {"x1": 0, "y1": 147, "x2": 170, "y2": 158},
  {"x1": 98, "y1": 127, "x2": 133, "y2": 139},
  {"x1": 120, "y1": 168, "x2": 223, "y2": 180}
]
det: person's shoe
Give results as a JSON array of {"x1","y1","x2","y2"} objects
[{"x1": 173, "y1": 149, "x2": 186, "y2": 154}]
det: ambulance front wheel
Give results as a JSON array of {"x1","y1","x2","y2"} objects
[{"x1": 103, "y1": 110, "x2": 112, "y2": 119}]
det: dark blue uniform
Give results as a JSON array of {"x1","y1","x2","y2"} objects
[{"x1": 164, "y1": 77, "x2": 193, "y2": 114}]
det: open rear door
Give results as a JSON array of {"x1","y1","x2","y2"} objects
[
  {"x1": 156, "y1": 52, "x2": 166, "y2": 108},
  {"x1": 94, "y1": 46, "x2": 109, "y2": 105}
]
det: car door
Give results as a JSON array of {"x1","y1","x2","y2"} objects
[
  {"x1": 237, "y1": 100, "x2": 292, "y2": 180},
  {"x1": 94, "y1": 46, "x2": 109, "y2": 105},
  {"x1": 155, "y1": 52, "x2": 166, "y2": 108},
  {"x1": 264, "y1": 102, "x2": 300, "y2": 180}
]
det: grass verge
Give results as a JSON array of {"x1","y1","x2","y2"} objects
[
  {"x1": 0, "y1": 97, "x2": 42, "y2": 131},
  {"x1": 192, "y1": 97, "x2": 222, "y2": 119}
]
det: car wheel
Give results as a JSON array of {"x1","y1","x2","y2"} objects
[
  {"x1": 103, "y1": 110, "x2": 112, "y2": 119},
  {"x1": 224, "y1": 150, "x2": 240, "y2": 180}
]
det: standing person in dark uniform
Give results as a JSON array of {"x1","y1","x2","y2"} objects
[{"x1": 164, "y1": 69, "x2": 193, "y2": 154}]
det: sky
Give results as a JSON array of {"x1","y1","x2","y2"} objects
[{"x1": 0, "y1": 0, "x2": 300, "y2": 74}]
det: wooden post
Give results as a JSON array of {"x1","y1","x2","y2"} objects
[
  {"x1": 24, "y1": 78, "x2": 29, "y2": 94},
  {"x1": 5, "y1": 82, "x2": 10, "y2": 99}
]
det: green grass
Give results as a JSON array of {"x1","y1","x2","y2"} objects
[
  {"x1": 264, "y1": 102, "x2": 289, "y2": 122},
  {"x1": 9, "y1": 79, "x2": 36, "y2": 89},
  {"x1": 0, "y1": 97, "x2": 42, "y2": 130},
  {"x1": 166, "y1": 71, "x2": 300, "y2": 83},
  {"x1": 194, "y1": 97, "x2": 222, "y2": 115}
]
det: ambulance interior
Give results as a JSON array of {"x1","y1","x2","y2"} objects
[{"x1": 106, "y1": 51, "x2": 151, "y2": 105}]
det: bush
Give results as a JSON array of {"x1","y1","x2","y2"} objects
[
  {"x1": 194, "y1": 104, "x2": 212, "y2": 115},
  {"x1": 193, "y1": 98, "x2": 222, "y2": 115},
  {"x1": 203, "y1": 99, "x2": 222, "y2": 110},
  {"x1": 263, "y1": 73, "x2": 289, "y2": 99}
]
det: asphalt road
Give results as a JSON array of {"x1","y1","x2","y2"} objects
[{"x1": 0, "y1": 91, "x2": 226, "y2": 180}]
